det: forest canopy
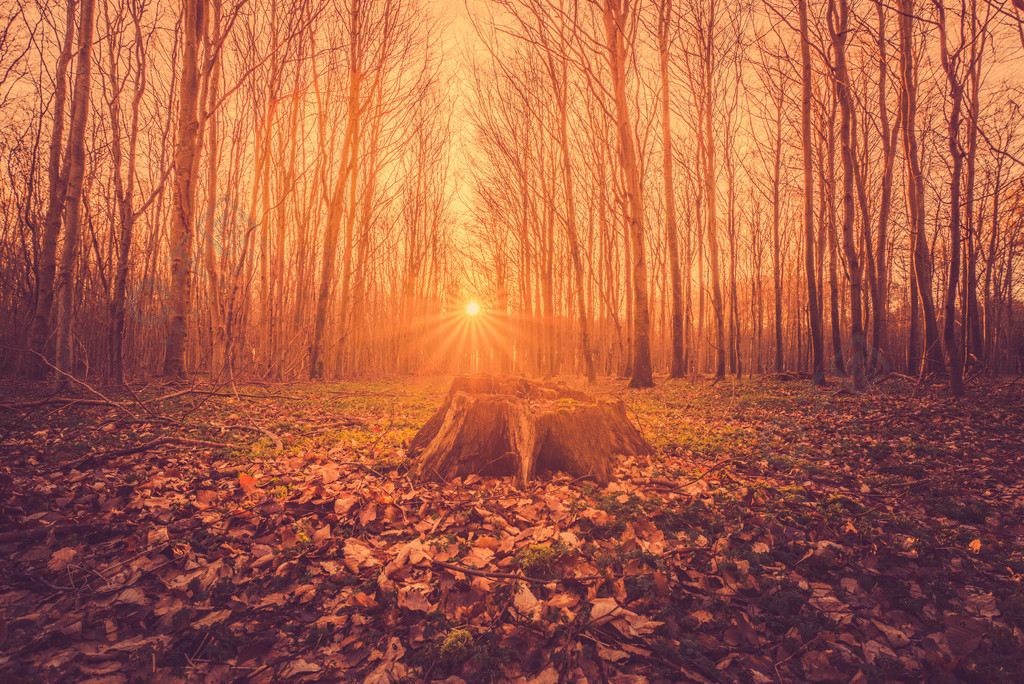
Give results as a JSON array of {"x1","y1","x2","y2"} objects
[{"x1": 0, "y1": 0, "x2": 1023, "y2": 388}]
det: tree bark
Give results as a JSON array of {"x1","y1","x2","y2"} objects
[
  {"x1": 800, "y1": 0, "x2": 826, "y2": 386},
  {"x1": 106, "y1": 0, "x2": 147, "y2": 385},
  {"x1": 411, "y1": 375, "x2": 649, "y2": 486},
  {"x1": 899, "y1": 0, "x2": 943, "y2": 376},
  {"x1": 934, "y1": 0, "x2": 965, "y2": 396},
  {"x1": 310, "y1": 8, "x2": 362, "y2": 379},
  {"x1": 830, "y1": 0, "x2": 865, "y2": 389},
  {"x1": 54, "y1": 0, "x2": 97, "y2": 375},
  {"x1": 603, "y1": 0, "x2": 653, "y2": 388},
  {"x1": 659, "y1": 0, "x2": 685, "y2": 379},
  {"x1": 27, "y1": 0, "x2": 76, "y2": 378},
  {"x1": 163, "y1": 0, "x2": 207, "y2": 380}
]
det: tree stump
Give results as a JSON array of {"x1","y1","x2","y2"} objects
[{"x1": 410, "y1": 375, "x2": 650, "y2": 486}]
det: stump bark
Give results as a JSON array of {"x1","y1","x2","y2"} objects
[{"x1": 410, "y1": 375, "x2": 650, "y2": 486}]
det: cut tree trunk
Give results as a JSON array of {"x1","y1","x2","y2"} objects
[{"x1": 411, "y1": 375, "x2": 650, "y2": 486}]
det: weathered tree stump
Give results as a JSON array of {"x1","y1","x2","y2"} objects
[{"x1": 410, "y1": 375, "x2": 650, "y2": 486}]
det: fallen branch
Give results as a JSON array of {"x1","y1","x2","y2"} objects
[
  {"x1": 15, "y1": 349, "x2": 137, "y2": 419},
  {"x1": 1, "y1": 396, "x2": 133, "y2": 411},
  {"x1": 99, "y1": 436, "x2": 234, "y2": 458},
  {"x1": 431, "y1": 559, "x2": 613, "y2": 585},
  {"x1": 432, "y1": 559, "x2": 598, "y2": 584},
  {"x1": 0, "y1": 522, "x2": 134, "y2": 545},
  {"x1": 1, "y1": 569, "x2": 74, "y2": 593},
  {"x1": 634, "y1": 459, "x2": 736, "y2": 492},
  {"x1": 209, "y1": 421, "x2": 283, "y2": 451},
  {"x1": 45, "y1": 436, "x2": 235, "y2": 473}
]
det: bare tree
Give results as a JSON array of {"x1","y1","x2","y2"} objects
[
  {"x1": 163, "y1": 0, "x2": 207, "y2": 380},
  {"x1": 800, "y1": 0, "x2": 826, "y2": 385}
]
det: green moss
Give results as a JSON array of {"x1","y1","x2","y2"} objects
[
  {"x1": 516, "y1": 543, "x2": 560, "y2": 578},
  {"x1": 439, "y1": 629, "x2": 473, "y2": 666}
]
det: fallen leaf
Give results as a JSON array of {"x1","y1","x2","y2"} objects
[
  {"x1": 281, "y1": 658, "x2": 320, "y2": 677},
  {"x1": 321, "y1": 465, "x2": 341, "y2": 484},
  {"x1": 239, "y1": 472, "x2": 257, "y2": 494},
  {"x1": 115, "y1": 588, "x2": 147, "y2": 605},
  {"x1": 359, "y1": 502, "x2": 377, "y2": 526},
  {"x1": 514, "y1": 585, "x2": 540, "y2": 619},
  {"x1": 590, "y1": 597, "x2": 624, "y2": 621},
  {"x1": 313, "y1": 525, "x2": 332, "y2": 545},
  {"x1": 398, "y1": 585, "x2": 431, "y2": 612},
  {"x1": 335, "y1": 495, "x2": 360, "y2": 515},
  {"x1": 48, "y1": 547, "x2": 76, "y2": 572},
  {"x1": 344, "y1": 538, "x2": 377, "y2": 572},
  {"x1": 597, "y1": 645, "x2": 630, "y2": 662}
]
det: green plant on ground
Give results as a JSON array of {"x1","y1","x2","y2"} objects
[{"x1": 515, "y1": 543, "x2": 561, "y2": 578}]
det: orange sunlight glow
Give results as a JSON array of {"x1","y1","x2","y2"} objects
[{"x1": 466, "y1": 301, "x2": 480, "y2": 316}]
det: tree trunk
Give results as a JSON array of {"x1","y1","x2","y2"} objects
[
  {"x1": 659, "y1": 0, "x2": 685, "y2": 379},
  {"x1": 899, "y1": 0, "x2": 942, "y2": 376},
  {"x1": 703, "y1": 38, "x2": 726, "y2": 381},
  {"x1": 800, "y1": 0, "x2": 826, "y2": 386},
  {"x1": 106, "y1": 0, "x2": 147, "y2": 385},
  {"x1": 771, "y1": 86, "x2": 785, "y2": 374},
  {"x1": 163, "y1": 0, "x2": 206, "y2": 380},
  {"x1": 310, "y1": 15, "x2": 361, "y2": 379},
  {"x1": 27, "y1": 0, "x2": 76, "y2": 378},
  {"x1": 830, "y1": 0, "x2": 866, "y2": 390},
  {"x1": 54, "y1": 0, "x2": 97, "y2": 375},
  {"x1": 872, "y1": 2, "x2": 899, "y2": 375},
  {"x1": 411, "y1": 375, "x2": 650, "y2": 486},
  {"x1": 935, "y1": 1, "x2": 965, "y2": 396},
  {"x1": 603, "y1": 0, "x2": 653, "y2": 388}
]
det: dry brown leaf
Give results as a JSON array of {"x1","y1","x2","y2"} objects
[
  {"x1": 238, "y1": 472, "x2": 257, "y2": 494},
  {"x1": 514, "y1": 584, "x2": 540, "y2": 620},
  {"x1": 48, "y1": 547, "x2": 76, "y2": 572},
  {"x1": 397, "y1": 585, "x2": 431, "y2": 612}
]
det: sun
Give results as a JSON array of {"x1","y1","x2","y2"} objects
[{"x1": 466, "y1": 301, "x2": 480, "y2": 316}]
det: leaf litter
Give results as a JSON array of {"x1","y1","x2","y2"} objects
[{"x1": 0, "y1": 375, "x2": 1022, "y2": 682}]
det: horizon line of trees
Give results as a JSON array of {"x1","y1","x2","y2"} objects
[
  {"x1": 0, "y1": 0, "x2": 1022, "y2": 391},
  {"x1": 463, "y1": 0, "x2": 1024, "y2": 392},
  {"x1": 0, "y1": 0, "x2": 470, "y2": 384}
]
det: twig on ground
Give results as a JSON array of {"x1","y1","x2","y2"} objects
[
  {"x1": 254, "y1": 424, "x2": 284, "y2": 451},
  {"x1": 45, "y1": 436, "x2": 235, "y2": 473},
  {"x1": 210, "y1": 422, "x2": 283, "y2": 451},
  {"x1": 0, "y1": 522, "x2": 134, "y2": 544},
  {"x1": 16, "y1": 349, "x2": 136, "y2": 419},
  {"x1": 366, "y1": 407, "x2": 397, "y2": 455},
  {"x1": 431, "y1": 560, "x2": 604, "y2": 585},
  {"x1": 99, "y1": 436, "x2": 233, "y2": 458}
]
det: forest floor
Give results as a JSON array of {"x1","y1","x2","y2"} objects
[{"x1": 0, "y1": 373, "x2": 1023, "y2": 683}]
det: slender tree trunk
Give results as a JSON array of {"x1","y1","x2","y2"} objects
[
  {"x1": 28, "y1": 0, "x2": 77, "y2": 377},
  {"x1": 873, "y1": 3, "x2": 899, "y2": 374},
  {"x1": 830, "y1": 0, "x2": 866, "y2": 389},
  {"x1": 935, "y1": 1, "x2": 965, "y2": 396},
  {"x1": 163, "y1": 0, "x2": 206, "y2": 380},
  {"x1": 899, "y1": 0, "x2": 942, "y2": 376},
  {"x1": 547, "y1": 48, "x2": 595, "y2": 383},
  {"x1": 54, "y1": 0, "x2": 97, "y2": 375},
  {"x1": 771, "y1": 88, "x2": 784, "y2": 374},
  {"x1": 824, "y1": 92, "x2": 846, "y2": 376},
  {"x1": 310, "y1": 12, "x2": 361, "y2": 379},
  {"x1": 659, "y1": 0, "x2": 684, "y2": 378},
  {"x1": 603, "y1": 0, "x2": 653, "y2": 388},
  {"x1": 800, "y1": 0, "x2": 826, "y2": 385},
  {"x1": 963, "y1": 7, "x2": 986, "y2": 369},
  {"x1": 107, "y1": 1, "x2": 147, "y2": 385}
]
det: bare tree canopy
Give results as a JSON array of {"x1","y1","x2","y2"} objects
[{"x1": 0, "y1": 0, "x2": 1022, "y2": 387}]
